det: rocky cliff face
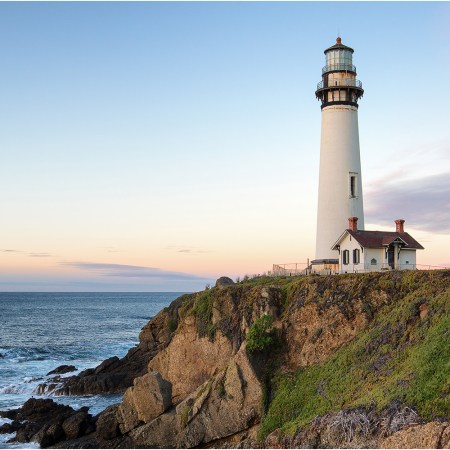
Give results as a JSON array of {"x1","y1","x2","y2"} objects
[{"x1": 2, "y1": 270, "x2": 449, "y2": 449}]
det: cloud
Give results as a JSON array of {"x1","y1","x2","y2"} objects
[
  {"x1": 29, "y1": 252, "x2": 52, "y2": 258},
  {"x1": 365, "y1": 172, "x2": 450, "y2": 233},
  {"x1": 166, "y1": 246, "x2": 213, "y2": 254},
  {"x1": 60, "y1": 261, "x2": 208, "y2": 281},
  {"x1": 1, "y1": 249, "x2": 21, "y2": 253},
  {"x1": 98, "y1": 246, "x2": 126, "y2": 253}
]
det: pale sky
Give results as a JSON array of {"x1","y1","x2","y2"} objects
[{"x1": 1, "y1": 2, "x2": 449, "y2": 291}]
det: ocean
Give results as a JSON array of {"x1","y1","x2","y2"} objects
[{"x1": 0, "y1": 292, "x2": 182, "y2": 449}]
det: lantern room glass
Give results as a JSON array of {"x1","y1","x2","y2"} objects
[{"x1": 326, "y1": 49, "x2": 353, "y2": 71}]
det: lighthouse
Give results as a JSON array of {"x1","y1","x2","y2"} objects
[{"x1": 312, "y1": 37, "x2": 365, "y2": 272}]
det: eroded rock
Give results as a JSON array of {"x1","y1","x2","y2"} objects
[
  {"x1": 381, "y1": 421, "x2": 449, "y2": 449},
  {"x1": 116, "y1": 371, "x2": 172, "y2": 434},
  {"x1": 176, "y1": 344, "x2": 263, "y2": 448},
  {"x1": 148, "y1": 316, "x2": 234, "y2": 403},
  {"x1": 129, "y1": 411, "x2": 179, "y2": 448}
]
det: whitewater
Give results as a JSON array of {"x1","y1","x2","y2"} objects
[{"x1": 0, "y1": 292, "x2": 181, "y2": 448}]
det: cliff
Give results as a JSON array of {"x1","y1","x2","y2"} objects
[{"x1": 1, "y1": 270, "x2": 449, "y2": 448}]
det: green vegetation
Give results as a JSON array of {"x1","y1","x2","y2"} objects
[
  {"x1": 167, "y1": 317, "x2": 177, "y2": 333},
  {"x1": 259, "y1": 280, "x2": 450, "y2": 441},
  {"x1": 180, "y1": 406, "x2": 191, "y2": 428},
  {"x1": 246, "y1": 314, "x2": 275, "y2": 353},
  {"x1": 191, "y1": 289, "x2": 216, "y2": 339},
  {"x1": 216, "y1": 378, "x2": 226, "y2": 398}
]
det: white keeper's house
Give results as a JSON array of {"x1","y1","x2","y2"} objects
[{"x1": 332, "y1": 217, "x2": 424, "y2": 274}]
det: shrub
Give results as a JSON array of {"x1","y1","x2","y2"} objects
[
  {"x1": 246, "y1": 314, "x2": 275, "y2": 353},
  {"x1": 167, "y1": 317, "x2": 177, "y2": 333}
]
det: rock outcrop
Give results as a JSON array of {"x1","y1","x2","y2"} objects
[
  {"x1": 381, "y1": 422, "x2": 450, "y2": 449},
  {"x1": 46, "y1": 365, "x2": 77, "y2": 376},
  {"x1": 2, "y1": 270, "x2": 448, "y2": 449},
  {"x1": 148, "y1": 316, "x2": 234, "y2": 403},
  {"x1": 0, "y1": 398, "x2": 95, "y2": 448},
  {"x1": 175, "y1": 344, "x2": 262, "y2": 448}
]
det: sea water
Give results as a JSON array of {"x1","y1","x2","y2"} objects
[{"x1": 0, "y1": 292, "x2": 182, "y2": 448}]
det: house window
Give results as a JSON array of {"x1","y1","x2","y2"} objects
[
  {"x1": 349, "y1": 173, "x2": 358, "y2": 198},
  {"x1": 343, "y1": 250, "x2": 349, "y2": 265},
  {"x1": 371, "y1": 258, "x2": 377, "y2": 265},
  {"x1": 353, "y1": 249, "x2": 360, "y2": 264}
]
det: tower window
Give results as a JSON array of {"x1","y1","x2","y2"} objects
[
  {"x1": 343, "y1": 250, "x2": 349, "y2": 265},
  {"x1": 353, "y1": 249, "x2": 360, "y2": 264},
  {"x1": 349, "y1": 173, "x2": 358, "y2": 198}
]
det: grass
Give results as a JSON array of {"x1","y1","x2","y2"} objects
[{"x1": 258, "y1": 281, "x2": 450, "y2": 441}]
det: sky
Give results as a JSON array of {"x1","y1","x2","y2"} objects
[{"x1": 1, "y1": 1, "x2": 449, "y2": 291}]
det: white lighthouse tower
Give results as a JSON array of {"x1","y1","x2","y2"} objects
[{"x1": 312, "y1": 37, "x2": 365, "y2": 272}]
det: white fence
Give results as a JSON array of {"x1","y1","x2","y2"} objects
[
  {"x1": 272, "y1": 262, "x2": 449, "y2": 277},
  {"x1": 272, "y1": 263, "x2": 309, "y2": 276}
]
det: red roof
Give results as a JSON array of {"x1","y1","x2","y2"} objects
[{"x1": 345, "y1": 230, "x2": 424, "y2": 249}]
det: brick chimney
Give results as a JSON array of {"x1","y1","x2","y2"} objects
[
  {"x1": 348, "y1": 216, "x2": 358, "y2": 231},
  {"x1": 395, "y1": 219, "x2": 405, "y2": 233}
]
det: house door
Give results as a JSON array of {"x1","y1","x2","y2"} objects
[{"x1": 387, "y1": 247, "x2": 395, "y2": 269}]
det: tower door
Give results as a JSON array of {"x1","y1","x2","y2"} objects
[{"x1": 387, "y1": 247, "x2": 395, "y2": 269}]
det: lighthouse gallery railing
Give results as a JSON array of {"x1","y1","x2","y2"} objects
[
  {"x1": 322, "y1": 63, "x2": 356, "y2": 74},
  {"x1": 316, "y1": 79, "x2": 362, "y2": 90}
]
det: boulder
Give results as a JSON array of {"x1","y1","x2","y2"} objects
[
  {"x1": 96, "y1": 405, "x2": 120, "y2": 441},
  {"x1": 116, "y1": 372, "x2": 172, "y2": 434},
  {"x1": 61, "y1": 410, "x2": 91, "y2": 440},
  {"x1": 116, "y1": 388, "x2": 141, "y2": 434},
  {"x1": 32, "y1": 423, "x2": 65, "y2": 448},
  {"x1": 129, "y1": 411, "x2": 178, "y2": 448},
  {"x1": 131, "y1": 372, "x2": 172, "y2": 422},
  {"x1": 215, "y1": 276, "x2": 235, "y2": 288}
]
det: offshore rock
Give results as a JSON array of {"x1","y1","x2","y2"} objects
[
  {"x1": 46, "y1": 365, "x2": 77, "y2": 376},
  {"x1": 0, "y1": 398, "x2": 95, "y2": 448}
]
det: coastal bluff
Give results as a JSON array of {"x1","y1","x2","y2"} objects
[{"x1": 1, "y1": 270, "x2": 449, "y2": 448}]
